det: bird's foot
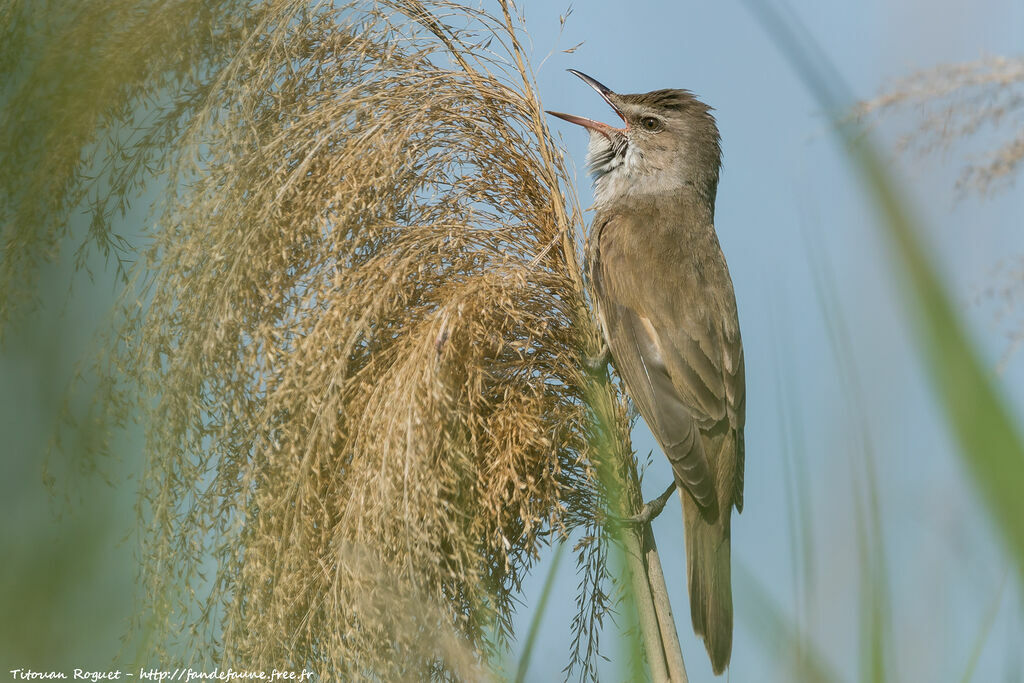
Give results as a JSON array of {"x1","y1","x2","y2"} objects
[
  {"x1": 610, "y1": 482, "x2": 677, "y2": 526},
  {"x1": 584, "y1": 344, "x2": 611, "y2": 374}
]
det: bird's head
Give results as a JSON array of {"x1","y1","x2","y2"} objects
[{"x1": 547, "y1": 70, "x2": 722, "y2": 210}]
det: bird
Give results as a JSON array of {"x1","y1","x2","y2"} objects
[{"x1": 548, "y1": 70, "x2": 745, "y2": 675}]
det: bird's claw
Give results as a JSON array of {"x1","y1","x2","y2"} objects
[{"x1": 610, "y1": 482, "x2": 677, "y2": 526}]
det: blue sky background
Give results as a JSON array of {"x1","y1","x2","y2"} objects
[{"x1": 511, "y1": 0, "x2": 1024, "y2": 680}]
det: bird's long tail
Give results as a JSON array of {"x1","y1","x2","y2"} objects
[{"x1": 682, "y1": 487, "x2": 733, "y2": 675}]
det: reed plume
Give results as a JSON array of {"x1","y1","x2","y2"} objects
[
  {"x1": 855, "y1": 55, "x2": 1024, "y2": 195},
  {"x1": 3, "y1": 0, "x2": 644, "y2": 678}
]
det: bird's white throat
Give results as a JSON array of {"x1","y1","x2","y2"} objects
[{"x1": 587, "y1": 134, "x2": 685, "y2": 209}]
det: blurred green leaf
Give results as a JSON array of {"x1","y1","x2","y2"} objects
[{"x1": 744, "y1": 0, "x2": 1024, "y2": 586}]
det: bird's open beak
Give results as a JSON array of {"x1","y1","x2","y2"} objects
[{"x1": 546, "y1": 69, "x2": 627, "y2": 140}]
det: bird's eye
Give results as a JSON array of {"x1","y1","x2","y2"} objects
[{"x1": 639, "y1": 116, "x2": 663, "y2": 131}]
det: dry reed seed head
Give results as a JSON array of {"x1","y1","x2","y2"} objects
[
  {"x1": 65, "y1": 0, "x2": 617, "y2": 677},
  {"x1": 856, "y1": 56, "x2": 1024, "y2": 194},
  {"x1": 0, "y1": 0, "x2": 260, "y2": 332},
  {"x1": 855, "y1": 56, "x2": 1024, "y2": 367}
]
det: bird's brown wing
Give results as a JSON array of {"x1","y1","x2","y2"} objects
[
  {"x1": 597, "y1": 300, "x2": 718, "y2": 508},
  {"x1": 589, "y1": 211, "x2": 745, "y2": 512},
  {"x1": 657, "y1": 297, "x2": 745, "y2": 513}
]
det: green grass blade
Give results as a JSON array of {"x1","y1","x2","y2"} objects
[
  {"x1": 802, "y1": 227, "x2": 892, "y2": 683},
  {"x1": 515, "y1": 541, "x2": 567, "y2": 683},
  {"x1": 736, "y1": 562, "x2": 843, "y2": 683},
  {"x1": 959, "y1": 572, "x2": 1007, "y2": 683}
]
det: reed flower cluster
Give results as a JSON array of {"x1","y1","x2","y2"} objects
[{"x1": 3, "y1": 1, "x2": 631, "y2": 678}]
